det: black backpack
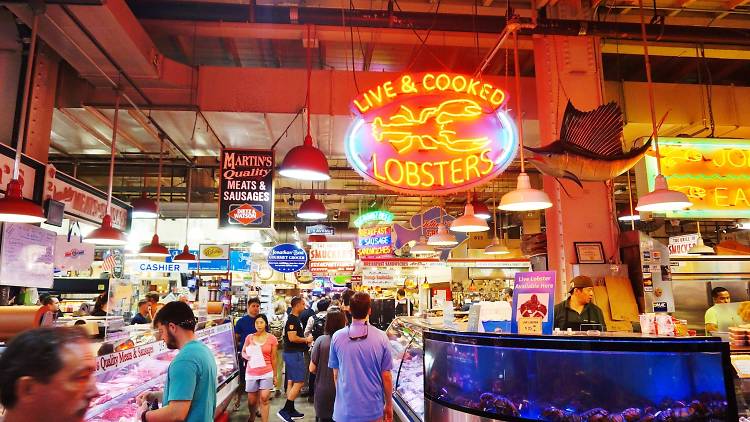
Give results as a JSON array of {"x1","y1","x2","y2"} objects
[{"x1": 311, "y1": 314, "x2": 326, "y2": 340}]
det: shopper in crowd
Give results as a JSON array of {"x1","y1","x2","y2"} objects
[
  {"x1": 310, "y1": 310, "x2": 348, "y2": 422},
  {"x1": 553, "y1": 276, "x2": 606, "y2": 331},
  {"x1": 236, "y1": 297, "x2": 267, "y2": 350},
  {"x1": 299, "y1": 298, "x2": 318, "y2": 398},
  {"x1": 304, "y1": 297, "x2": 331, "y2": 401},
  {"x1": 131, "y1": 299, "x2": 151, "y2": 325},
  {"x1": 241, "y1": 314, "x2": 278, "y2": 422},
  {"x1": 329, "y1": 292, "x2": 394, "y2": 422},
  {"x1": 269, "y1": 300, "x2": 287, "y2": 395},
  {"x1": 146, "y1": 292, "x2": 161, "y2": 319},
  {"x1": 341, "y1": 289, "x2": 355, "y2": 323},
  {"x1": 395, "y1": 288, "x2": 413, "y2": 316},
  {"x1": 35, "y1": 294, "x2": 60, "y2": 326},
  {"x1": 0, "y1": 327, "x2": 98, "y2": 422},
  {"x1": 705, "y1": 286, "x2": 733, "y2": 334},
  {"x1": 502, "y1": 287, "x2": 514, "y2": 303},
  {"x1": 91, "y1": 293, "x2": 109, "y2": 316},
  {"x1": 136, "y1": 301, "x2": 217, "y2": 422},
  {"x1": 278, "y1": 296, "x2": 314, "y2": 422}
]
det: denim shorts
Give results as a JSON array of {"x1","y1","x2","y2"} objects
[
  {"x1": 283, "y1": 351, "x2": 306, "y2": 382},
  {"x1": 245, "y1": 376, "x2": 274, "y2": 393}
]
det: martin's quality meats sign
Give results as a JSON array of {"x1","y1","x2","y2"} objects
[{"x1": 219, "y1": 149, "x2": 274, "y2": 229}]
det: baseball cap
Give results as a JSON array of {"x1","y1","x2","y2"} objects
[{"x1": 569, "y1": 275, "x2": 594, "y2": 292}]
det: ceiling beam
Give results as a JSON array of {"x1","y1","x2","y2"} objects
[
  {"x1": 222, "y1": 37, "x2": 243, "y2": 67},
  {"x1": 57, "y1": 108, "x2": 113, "y2": 149},
  {"x1": 83, "y1": 105, "x2": 147, "y2": 152}
]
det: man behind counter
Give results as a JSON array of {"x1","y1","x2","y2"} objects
[
  {"x1": 705, "y1": 287, "x2": 732, "y2": 334},
  {"x1": 553, "y1": 276, "x2": 607, "y2": 331}
]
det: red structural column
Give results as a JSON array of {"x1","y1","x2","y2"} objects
[
  {"x1": 533, "y1": 35, "x2": 618, "y2": 300},
  {"x1": 24, "y1": 42, "x2": 59, "y2": 164}
]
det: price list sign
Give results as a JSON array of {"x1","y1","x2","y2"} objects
[{"x1": 219, "y1": 149, "x2": 274, "y2": 228}]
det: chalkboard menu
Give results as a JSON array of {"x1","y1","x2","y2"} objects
[{"x1": 0, "y1": 223, "x2": 56, "y2": 288}]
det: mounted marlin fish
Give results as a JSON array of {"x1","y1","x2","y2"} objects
[{"x1": 524, "y1": 101, "x2": 651, "y2": 187}]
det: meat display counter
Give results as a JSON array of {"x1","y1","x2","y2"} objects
[{"x1": 85, "y1": 322, "x2": 239, "y2": 421}]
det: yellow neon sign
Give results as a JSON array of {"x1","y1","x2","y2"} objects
[{"x1": 645, "y1": 137, "x2": 750, "y2": 218}]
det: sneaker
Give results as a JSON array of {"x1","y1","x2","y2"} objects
[
  {"x1": 289, "y1": 409, "x2": 305, "y2": 420},
  {"x1": 276, "y1": 410, "x2": 294, "y2": 422}
]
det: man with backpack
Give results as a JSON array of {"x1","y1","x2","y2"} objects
[{"x1": 303, "y1": 297, "x2": 331, "y2": 402}]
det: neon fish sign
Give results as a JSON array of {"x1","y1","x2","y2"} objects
[{"x1": 345, "y1": 72, "x2": 518, "y2": 195}]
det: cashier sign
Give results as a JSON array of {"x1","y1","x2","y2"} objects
[{"x1": 345, "y1": 73, "x2": 518, "y2": 195}]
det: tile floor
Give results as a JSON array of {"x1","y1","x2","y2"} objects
[{"x1": 228, "y1": 391, "x2": 317, "y2": 422}]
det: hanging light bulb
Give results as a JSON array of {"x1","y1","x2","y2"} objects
[
  {"x1": 688, "y1": 221, "x2": 714, "y2": 255},
  {"x1": 0, "y1": 13, "x2": 46, "y2": 224},
  {"x1": 278, "y1": 26, "x2": 330, "y2": 181},
  {"x1": 486, "y1": 193, "x2": 510, "y2": 255},
  {"x1": 174, "y1": 165, "x2": 197, "y2": 262},
  {"x1": 499, "y1": 31, "x2": 552, "y2": 212},
  {"x1": 634, "y1": 0, "x2": 691, "y2": 213},
  {"x1": 451, "y1": 192, "x2": 490, "y2": 233},
  {"x1": 140, "y1": 136, "x2": 168, "y2": 257},
  {"x1": 428, "y1": 204, "x2": 457, "y2": 247},
  {"x1": 131, "y1": 193, "x2": 158, "y2": 219},
  {"x1": 84, "y1": 94, "x2": 127, "y2": 245},
  {"x1": 471, "y1": 194, "x2": 491, "y2": 220},
  {"x1": 618, "y1": 205, "x2": 641, "y2": 222},
  {"x1": 298, "y1": 190, "x2": 327, "y2": 220}
]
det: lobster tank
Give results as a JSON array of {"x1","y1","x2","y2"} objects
[{"x1": 423, "y1": 330, "x2": 737, "y2": 421}]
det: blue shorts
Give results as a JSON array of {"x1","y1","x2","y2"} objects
[{"x1": 283, "y1": 351, "x2": 306, "y2": 382}]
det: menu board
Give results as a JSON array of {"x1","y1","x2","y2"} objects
[
  {"x1": 218, "y1": 149, "x2": 274, "y2": 228},
  {"x1": 0, "y1": 223, "x2": 56, "y2": 288}
]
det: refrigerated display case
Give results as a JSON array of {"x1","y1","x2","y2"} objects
[
  {"x1": 423, "y1": 330, "x2": 737, "y2": 421},
  {"x1": 85, "y1": 322, "x2": 239, "y2": 421}
]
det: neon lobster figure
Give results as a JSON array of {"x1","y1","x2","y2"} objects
[{"x1": 370, "y1": 99, "x2": 491, "y2": 154}]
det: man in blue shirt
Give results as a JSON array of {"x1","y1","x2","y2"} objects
[
  {"x1": 235, "y1": 297, "x2": 265, "y2": 348},
  {"x1": 137, "y1": 301, "x2": 217, "y2": 422},
  {"x1": 329, "y1": 292, "x2": 393, "y2": 422}
]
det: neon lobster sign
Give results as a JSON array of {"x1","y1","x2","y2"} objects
[{"x1": 345, "y1": 72, "x2": 518, "y2": 195}]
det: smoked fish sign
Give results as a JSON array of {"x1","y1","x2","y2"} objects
[
  {"x1": 219, "y1": 149, "x2": 274, "y2": 228},
  {"x1": 345, "y1": 72, "x2": 518, "y2": 195}
]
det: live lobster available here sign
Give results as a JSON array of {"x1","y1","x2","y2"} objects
[{"x1": 219, "y1": 149, "x2": 274, "y2": 228}]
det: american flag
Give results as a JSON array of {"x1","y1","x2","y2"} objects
[{"x1": 101, "y1": 251, "x2": 116, "y2": 272}]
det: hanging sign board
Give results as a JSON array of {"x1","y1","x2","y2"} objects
[
  {"x1": 306, "y1": 224, "x2": 335, "y2": 236},
  {"x1": 309, "y1": 242, "x2": 356, "y2": 275},
  {"x1": 644, "y1": 137, "x2": 750, "y2": 219},
  {"x1": 358, "y1": 225, "x2": 394, "y2": 258},
  {"x1": 267, "y1": 243, "x2": 308, "y2": 273},
  {"x1": 200, "y1": 244, "x2": 230, "y2": 260},
  {"x1": 511, "y1": 271, "x2": 556, "y2": 335},
  {"x1": 353, "y1": 210, "x2": 394, "y2": 228},
  {"x1": 363, "y1": 267, "x2": 398, "y2": 287},
  {"x1": 218, "y1": 149, "x2": 274, "y2": 228},
  {"x1": 668, "y1": 234, "x2": 700, "y2": 255},
  {"x1": 345, "y1": 72, "x2": 518, "y2": 196},
  {"x1": 45, "y1": 166, "x2": 131, "y2": 231},
  {"x1": 0, "y1": 223, "x2": 56, "y2": 288}
]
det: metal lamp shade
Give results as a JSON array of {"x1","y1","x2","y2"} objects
[
  {"x1": 450, "y1": 203, "x2": 490, "y2": 233},
  {"x1": 498, "y1": 173, "x2": 552, "y2": 212},
  {"x1": 279, "y1": 135, "x2": 331, "y2": 181},
  {"x1": 635, "y1": 175, "x2": 692, "y2": 212},
  {"x1": 297, "y1": 195, "x2": 327, "y2": 220},
  {"x1": 84, "y1": 214, "x2": 128, "y2": 245},
  {"x1": 131, "y1": 193, "x2": 159, "y2": 218},
  {"x1": 140, "y1": 234, "x2": 170, "y2": 257},
  {"x1": 0, "y1": 179, "x2": 46, "y2": 223}
]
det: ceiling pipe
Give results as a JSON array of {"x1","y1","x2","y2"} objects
[{"x1": 129, "y1": 2, "x2": 750, "y2": 46}]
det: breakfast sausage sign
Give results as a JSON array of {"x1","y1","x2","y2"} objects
[{"x1": 345, "y1": 72, "x2": 518, "y2": 195}]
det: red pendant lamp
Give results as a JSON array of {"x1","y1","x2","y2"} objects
[
  {"x1": 139, "y1": 136, "x2": 169, "y2": 257},
  {"x1": 278, "y1": 25, "x2": 330, "y2": 182},
  {"x1": 131, "y1": 193, "x2": 158, "y2": 219},
  {"x1": 0, "y1": 12, "x2": 45, "y2": 224},
  {"x1": 174, "y1": 164, "x2": 197, "y2": 262},
  {"x1": 471, "y1": 193, "x2": 491, "y2": 220},
  {"x1": 84, "y1": 94, "x2": 128, "y2": 245},
  {"x1": 298, "y1": 184, "x2": 327, "y2": 220}
]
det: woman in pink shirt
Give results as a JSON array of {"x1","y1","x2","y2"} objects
[{"x1": 241, "y1": 314, "x2": 278, "y2": 422}]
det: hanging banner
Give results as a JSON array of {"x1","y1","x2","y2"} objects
[
  {"x1": 363, "y1": 267, "x2": 399, "y2": 287},
  {"x1": 219, "y1": 149, "x2": 274, "y2": 228},
  {"x1": 644, "y1": 137, "x2": 750, "y2": 219},
  {"x1": 345, "y1": 72, "x2": 518, "y2": 196},
  {"x1": 267, "y1": 243, "x2": 308, "y2": 273},
  {"x1": 45, "y1": 166, "x2": 131, "y2": 231},
  {"x1": 309, "y1": 242, "x2": 356, "y2": 275},
  {"x1": 358, "y1": 225, "x2": 394, "y2": 258},
  {"x1": 200, "y1": 244, "x2": 230, "y2": 260},
  {"x1": 511, "y1": 271, "x2": 556, "y2": 335}
]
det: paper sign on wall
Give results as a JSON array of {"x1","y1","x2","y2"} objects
[
  {"x1": 0, "y1": 223, "x2": 56, "y2": 288},
  {"x1": 511, "y1": 271, "x2": 556, "y2": 335}
]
